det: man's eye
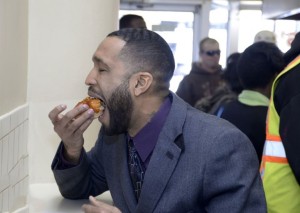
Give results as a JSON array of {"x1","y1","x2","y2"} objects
[{"x1": 98, "y1": 69, "x2": 106, "y2": 72}]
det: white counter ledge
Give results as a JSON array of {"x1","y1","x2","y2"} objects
[{"x1": 28, "y1": 183, "x2": 112, "y2": 213}]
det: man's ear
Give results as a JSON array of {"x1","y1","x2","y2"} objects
[{"x1": 132, "y1": 72, "x2": 153, "y2": 96}]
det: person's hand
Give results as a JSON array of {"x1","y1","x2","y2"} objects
[
  {"x1": 48, "y1": 104, "x2": 95, "y2": 162},
  {"x1": 82, "y1": 196, "x2": 121, "y2": 213}
]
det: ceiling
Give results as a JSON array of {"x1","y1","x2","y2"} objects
[
  {"x1": 261, "y1": 0, "x2": 300, "y2": 20},
  {"x1": 120, "y1": 0, "x2": 262, "y2": 6},
  {"x1": 120, "y1": 0, "x2": 300, "y2": 20}
]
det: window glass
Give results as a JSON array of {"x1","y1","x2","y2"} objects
[
  {"x1": 119, "y1": 10, "x2": 194, "y2": 92},
  {"x1": 274, "y1": 20, "x2": 299, "y2": 52},
  {"x1": 238, "y1": 10, "x2": 274, "y2": 52},
  {"x1": 237, "y1": 10, "x2": 299, "y2": 53},
  {"x1": 209, "y1": 7, "x2": 228, "y2": 67}
]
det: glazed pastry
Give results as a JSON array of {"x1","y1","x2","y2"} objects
[{"x1": 76, "y1": 97, "x2": 103, "y2": 118}]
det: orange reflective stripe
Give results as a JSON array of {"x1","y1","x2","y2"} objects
[
  {"x1": 286, "y1": 55, "x2": 300, "y2": 70},
  {"x1": 260, "y1": 159, "x2": 266, "y2": 174},
  {"x1": 266, "y1": 134, "x2": 281, "y2": 141},
  {"x1": 262, "y1": 155, "x2": 288, "y2": 164},
  {"x1": 279, "y1": 55, "x2": 300, "y2": 75}
]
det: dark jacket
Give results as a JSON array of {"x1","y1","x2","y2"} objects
[
  {"x1": 176, "y1": 62, "x2": 223, "y2": 106},
  {"x1": 220, "y1": 100, "x2": 268, "y2": 163}
]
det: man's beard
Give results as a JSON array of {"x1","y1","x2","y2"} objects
[{"x1": 103, "y1": 80, "x2": 133, "y2": 135}]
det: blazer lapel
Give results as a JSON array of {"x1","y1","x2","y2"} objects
[
  {"x1": 116, "y1": 135, "x2": 138, "y2": 212},
  {"x1": 136, "y1": 93, "x2": 187, "y2": 212},
  {"x1": 137, "y1": 134, "x2": 184, "y2": 212}
]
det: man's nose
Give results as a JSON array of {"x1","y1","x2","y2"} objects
[{"x1": 85, "y1": 69, "x2": 97, "y2": 85}]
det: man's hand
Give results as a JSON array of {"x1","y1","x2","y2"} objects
[
  {"x1": 82, "y1": 196, "x2": 121, "y2": 213},
  {"x1": 48, "y1": 104, "x2": 94, "y2": 163}
]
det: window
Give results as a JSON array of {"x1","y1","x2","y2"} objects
[{"x1": 119, "y1": 10, "x2": 194, "y2": 92}]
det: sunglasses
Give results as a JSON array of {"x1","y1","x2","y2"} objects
[{"x1": 202, "y1": 50, "x2": 221, "y2": 56}]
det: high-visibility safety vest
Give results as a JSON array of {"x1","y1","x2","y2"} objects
[{"x1": 260, "y1": 55, "x2": 300, "y2": 213}]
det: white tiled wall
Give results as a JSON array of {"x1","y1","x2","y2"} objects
[{"x1": 0, "y1": 104, "x2": 29, "y2": 212}]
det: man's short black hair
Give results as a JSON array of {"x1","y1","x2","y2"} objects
[{"x1": 107, "y1": 28, "x2": 175, "y2": 92}]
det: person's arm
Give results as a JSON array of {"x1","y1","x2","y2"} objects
[
  {"x1": 274, "y1": 68, "x2": 300, "y2": 184},
  {"x1": 49, "y1": 104, "x2": 107, "y2": 199},
  {"x1": 53, "y1": 143, "x2": 81, "y2": 169},
  {"x1": 51, "y1": 143, "x2": 93, "y2": 199},
  {"x1": 203, "y1": 127, "x2": 266, "y2": 212},
  {"x1": 51, "y1": 136, "x2": 108, "y2": 199},
  {"x1": 278, "y1": 95, "x2": 300, "y2": 184},
  {"x1": 48, "y1": 103, "x2": 94, "y2": 163}
]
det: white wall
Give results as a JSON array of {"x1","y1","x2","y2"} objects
[
  {"x1": 0, "y1": 0, "x2": 29, "y2": 211},
  {"x1": 0, "y1": 0, "x2": 28, "y2": 115},
  {"x1": 1, "y1": 0, "x2": 119, "y2": 211},
  {"x1": 27, "y1": 0, "x2": 119, "y2": 184}
]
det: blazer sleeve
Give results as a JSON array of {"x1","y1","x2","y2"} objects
[
  {"x1": 203, "y1": 127, "x2": 267, "y2": 213},
  {"x1": 51, "y1": 139, "x2": 108, "y2": 199}
]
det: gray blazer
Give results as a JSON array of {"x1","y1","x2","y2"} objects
[{"x1": 52, "y1": 92, "x2": 266, "y2": 213}]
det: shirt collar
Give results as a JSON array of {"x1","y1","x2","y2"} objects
[
  {"x1": 131, "y1": 95, "x2": 172, "y2": 163},
  {"x1": 238, "y1": 90, "x2": 270, "y2": 106}
]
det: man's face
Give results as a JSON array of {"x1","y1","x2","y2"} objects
[
  {"x1": 102, "y1": 79, "x2": 133, "y2": 135},
  {"x1": 200, "y1": 42, "x2": 220, "y2": 69},
  {"x1": 85, "y1": 36, "x2": 134, "y2": 135}
]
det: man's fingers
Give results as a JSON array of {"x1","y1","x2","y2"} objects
[
  {"x1": 48, "y1": 104, "x2": 67, "y2": 124},
  {"x1": 67, "y1": 109, "x2": 94, "y2": 132},
  {"x1": 82, "y1": 204, "x2": 99, "y2": 213},
  {"x1": 66, "y1": 104, "x2": 89, "y2": 118},
  {"x1": 72, "y1": 115, "x2": 94, "y2": 137},
  {"x1": 89, "y1": 196, "x2": 108, "y2": 208},
  {"x1": 53, "y1": 104, "x2": 90, "y2": 132},
  {"x1": 83, "y1": 196, "x2": 121, "y2": 213}
]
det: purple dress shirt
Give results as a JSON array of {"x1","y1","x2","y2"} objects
[{"x1": 129, "y1": 95, "x2": 172, "y2": 169}]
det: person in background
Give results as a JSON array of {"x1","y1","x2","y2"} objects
[
  {"x1": 48, "y1": 28, "x2": 266, "y2": 212},
  {"x1": 176, "y1": 37, "x2": 223, "y2": 107},
  {"x1": 260, "y1": 32, "x2": 300, "y2": 212},
  {"x1": 119, "y1": 14, "x2": 147, "y2": 29},
  {"x1": 254, "y1": 30, "x2": 276, "y2": 44},
  {"x1": 195, "y1": 52, "x2": 243, "y2": 116},
  {"x1": 220, "y1": 42, "x2": 285, "y2": 164}
]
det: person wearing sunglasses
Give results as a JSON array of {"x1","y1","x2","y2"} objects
[{"x1": 176, "y1": 37, "x2": 223, "y2": 107}]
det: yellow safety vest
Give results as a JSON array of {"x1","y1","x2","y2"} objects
[{"x1": 260, "y1": 55, "x2": 300, "y2": 213}]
